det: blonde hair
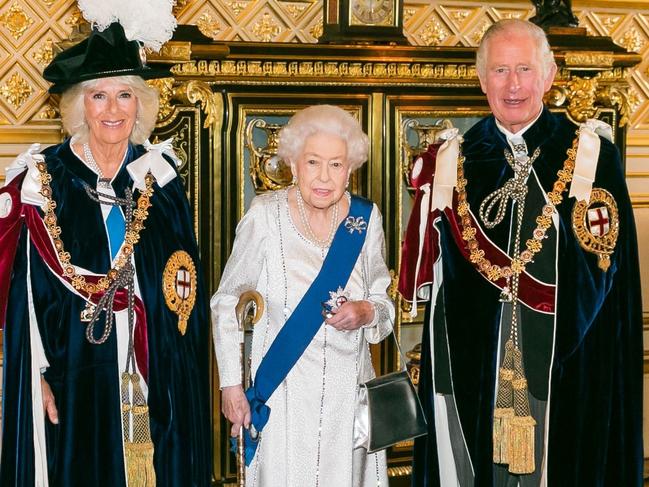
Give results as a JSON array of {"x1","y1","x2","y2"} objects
[
  {"x1": 277, "y1": 105, "x2": 369, "y2": 171},
  {"x1": 476, "y1": 19, "x2": 556, "y2": 79},
  {"x1": 59, "y1": 75, "x2": 159, "y2": 145}
]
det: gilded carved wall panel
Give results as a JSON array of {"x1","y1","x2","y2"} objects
[
  {"x1": 0, "y1": 0, "x2": 649, "y2": 147},
  {"x1": 0, "y1": 0, "x2": 83, "y2": 125}
]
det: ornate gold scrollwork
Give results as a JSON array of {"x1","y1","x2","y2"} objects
[
  {"x1": 148, "y1": 42, "x2": 192, "y2": 63},
  {"x1": 147, "y1": 78, "x2": 176, "y2": 122},
  {"x1": 172, "y1": 0, "x2": 190, "y2": 15},
  {"x1": 565, "y1": 76, "x2": 599, "y2": 122},
  {"x1": 178, "y1": 80, "x2": 222, "y2": 129},
  {"x1": 387, "y1": 465, "x2": 413, "y2": 478},
  {"x1": 196, "y1": 13, "x2": 222, "y2": 40},
  {"x1": 245, "y1": 118, "x2": 292, "y2": 192},
  {"x1": 388, "y1": 269, "x2": 399, "y2": 302},
  {"x1": 0, "y1": 73, "x2": 33, "y2": 109},
  {"x1": 544, "y1": 86, "x2": 567, "y2": 108},
  {"x1": 0, "y1": 3, "x2": 34, "y2": 40},
  {"x1": 38, "y1": 103, "x2": 58, "y2": 120},
  {"x1": 252, "y1": 12, "x2": 282, "y2": 42},
  {"x1": 400, "y1": 118, "x2": 452, "y2": 191},
  {"x1": 171, "y1": 59, "x2": 478, "y2": 83},
  {"x1": 547, "y1": 74, "x2": 632, "y2": 127},
  {"x1": 596, "y1": 85, "x2": 631, "y2": 127},
  {"x1": 564, "y1": 51, "x2": 614, "y2": 69},
  {"x1": 405, "y1": 342, "x2": 422, "y2": 387}
]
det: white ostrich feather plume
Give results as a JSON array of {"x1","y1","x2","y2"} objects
[{"x1": 77, "y1": 0, "x2": 177, "y2": 51}]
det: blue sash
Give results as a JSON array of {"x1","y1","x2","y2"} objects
[{"x1": 239, "y1": 194, "x2": 373, "y2": 465}]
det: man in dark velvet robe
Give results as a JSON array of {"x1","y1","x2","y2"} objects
[
  {"x1": 0, "y1": 23, "x2": 212, "y2": 487},
  {"x1": 409, "y1": 19, "x2": 643, "y2": 487}
]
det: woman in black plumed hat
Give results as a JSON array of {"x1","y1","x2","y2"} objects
[{"x1": 0, "y1": 10, "x2": 211, "y2": 487}]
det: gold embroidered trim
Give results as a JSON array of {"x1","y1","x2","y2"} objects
[{"x1": 34, "y1": 159, "x2": 155, "y2": 294}]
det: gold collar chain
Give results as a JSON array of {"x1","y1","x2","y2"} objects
[
  {"x1": 455, "y1": 132, "x2": 579, "y2": 282},
  {"x1": 34, "y1": 159, "x2": 155, "y2": 295}
]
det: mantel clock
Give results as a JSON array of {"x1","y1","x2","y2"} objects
[{"x1": 320, "y1": 0, "x2": 408, "y2": 44}]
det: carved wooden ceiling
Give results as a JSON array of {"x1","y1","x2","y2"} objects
[{"x1": 0, "y1": 0, "x2": 647, "y2": 135}]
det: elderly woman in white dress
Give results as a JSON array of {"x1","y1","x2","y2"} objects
[{"x1": 211, "y1": 104, "x2": 394, "y2": 486}]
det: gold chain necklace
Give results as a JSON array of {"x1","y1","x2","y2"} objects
[
  {"x1": 455, "y1": 132, "x2": 579, "y2": 283},
  {"x1": 34, "y1": 158, "x2": 155, "y2": 295}
]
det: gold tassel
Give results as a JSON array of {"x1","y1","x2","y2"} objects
[
  {"x1": 493, "y1": 406, "x2": 514, "y2": 464},
  {"x1": 493, "y1": 340, "x2": 515, "y2": 464},
  {"x1": 125, "y1": 441, "x2": 157, "y2": 487},
  {"x1": 508, "y1": 350, "x2": 536, "y2": 475},
  {"x1": 121, "y1": 373, "x2": 157, "y2": 487},
  {"x1": 509, "y1": 414, "x2": 536, "y2": 474}
]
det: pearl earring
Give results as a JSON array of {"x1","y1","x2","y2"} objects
[{"x1": 292, "y1": 175, "x2": 297, "y2": 185}]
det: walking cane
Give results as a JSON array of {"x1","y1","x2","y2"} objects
[{"x1": 235, "y1": 290, "x2": 264, "y2": 487}]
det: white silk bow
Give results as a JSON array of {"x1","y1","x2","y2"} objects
[
  {"x1": 128, "y1": 138, "x2": 180, "y2": 190},
  {"x1": 4, "y1": 143, "x2": 47, "y2": 207}
]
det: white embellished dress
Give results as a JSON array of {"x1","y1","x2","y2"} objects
[{"x1": 211, "y1": 189, "x2": 394, "y2": 487}]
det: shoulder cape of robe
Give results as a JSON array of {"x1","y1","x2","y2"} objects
[
  {"x1": 410, "y1": 109, "x2": 643, "y2": 486},
  {"x1": 1, "y1": 140, "x2": 212, "y2": 487}
]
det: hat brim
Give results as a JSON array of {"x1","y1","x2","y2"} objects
[{"x1": 48, "y1": 66, "x2": 172, "y2": 94}]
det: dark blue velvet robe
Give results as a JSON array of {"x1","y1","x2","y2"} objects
[
  {"x1": 1, "y1": 140, "x2": 212, "y2": 486},
  {"x1": 412, "y1": 110, "x2": 643, "y2": 486}
]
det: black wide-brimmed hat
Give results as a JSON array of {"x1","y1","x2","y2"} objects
[{"x1": 43, "y1": 22, "x2": 171, "y2": 94}]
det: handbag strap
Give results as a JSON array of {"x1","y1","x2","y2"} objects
[
  {"x1": 386, "y1": 327, "x2": 410, "y2": 373},
  {"x1": 359, "y1": 324, "x2": 411, "y2": 384}
]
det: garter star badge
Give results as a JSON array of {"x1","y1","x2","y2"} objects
[
  {"x1": 325, "y1": 286, "x2": 350, "y2": 310},
  {"x1": 162, "y1": 250, "x2": 197, "y2": 335},
  {"x1": 572, "y1": 188, "x2": 619, "y2": 271},
  {"x1": 322, "y1": 286, "x2": 350, "y2": 318}
]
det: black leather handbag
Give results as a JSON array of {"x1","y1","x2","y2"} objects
[{"x1": 353, "y1": 331, "x2": 428, "y2": 453}]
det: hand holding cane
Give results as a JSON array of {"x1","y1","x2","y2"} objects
[{"x1": 235, "y1": 290, "x2": 264, "y2": 487}]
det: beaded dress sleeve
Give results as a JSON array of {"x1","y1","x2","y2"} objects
[
  {"x1": 360, "y1": 205, "x2": 395, "y2": 344},
  {"x1": 211, "y1": 195, "x2": 269, "y2": 388}
]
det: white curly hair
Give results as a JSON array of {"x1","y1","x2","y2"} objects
[{"x1": 277, "y1": 105, "x2": 369, "y2": 171}]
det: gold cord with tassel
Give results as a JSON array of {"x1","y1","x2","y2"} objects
[
  {"x1": 118, "y1": 260, "x2": 156, "y2": 486},
  {"x1": 491, "y1": 267, "x2": 536, "y2": 475},
  {"x1": 122, "y1": 371, "x2": 156, "y2": 486},
  {"x1": 455, "y1": 138, "x2": 579, "y2": 477},
  {"x1": 492, "y1": 254, "x2": 536, "y2": 474},
  {"x1": 487, "y1": 146, "x2": 544, "y2": 475}
]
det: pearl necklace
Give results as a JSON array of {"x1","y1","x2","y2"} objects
[
  {"x1": 295, "y1": 186, "x2": 338, "y2": 248},
  {"x1": 83, "y1": 143, "x2": 112, "y2": 189}
]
